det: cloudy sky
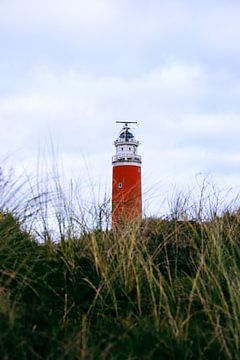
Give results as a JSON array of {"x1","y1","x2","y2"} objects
[{"x1": 0, "y1": 0, "x2": 240, "y2": 215}]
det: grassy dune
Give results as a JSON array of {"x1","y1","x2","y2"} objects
[{"x1": 1, "y1": 205, "x2": 240, "y2": 359}]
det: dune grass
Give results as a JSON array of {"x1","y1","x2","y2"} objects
[{"x1": 0, "y1": 173, "x2": 240, "y2": 359}]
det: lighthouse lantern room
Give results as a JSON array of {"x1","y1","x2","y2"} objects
[{"x1": 112, "y1": 122, "x2": 142, "y2": 226}]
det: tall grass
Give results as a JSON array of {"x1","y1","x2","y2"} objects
[{"x1": 0, "y1": 167, "x2": 240, "y2": 359}]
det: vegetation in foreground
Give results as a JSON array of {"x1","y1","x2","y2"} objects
[
  {"x1": 0, "y1": 168, "x2": 240, "y2": 359},
  {"x1": 1, "y1": 207, "x2": 240, "y2": 360}
]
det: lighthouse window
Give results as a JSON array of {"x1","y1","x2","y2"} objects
[
  {"x1": 118, "y1": 182, "x2": 123, "y2": 189},
  {"x1": 122, "y1": 147, "x2": 124, "y2": 151},
  {"x1": 129, "y1": 147, "x2": 131, "y2": 150}
]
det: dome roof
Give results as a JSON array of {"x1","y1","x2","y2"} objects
[{"x1": 119, "y1": 129, "x2": 134, "y2": 140}]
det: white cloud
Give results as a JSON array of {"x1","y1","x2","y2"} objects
[
  {"x1": 0, "y1": 63, "x2": 239, "y2": 204},
  {"x1": 0, "y1": 63, "x2": 205, "y2": 153},
  {"x1": 199, "y1": 4, "x2": 240, "y2": 54},
  {"x1": 181, "y1": 114, "x2": 240, "y2": 137},
  {"x1": 0, "y1": 0, "x2": 117, "y2": 32},
  {"x1": 1, "y1": 0, "x2": 240, "y2": 57}
]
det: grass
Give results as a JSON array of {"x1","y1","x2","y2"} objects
[{"x1": 0, "y1": 173, "x2": 240, "y2": 359}]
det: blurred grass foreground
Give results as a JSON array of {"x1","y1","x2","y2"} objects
[{"x1": 0, "y1": 167, "x2": 240, "y2": 359}]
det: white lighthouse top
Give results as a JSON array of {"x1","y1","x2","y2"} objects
[
  {"x1": 114, "y1": 122, "x2": 140, "y2": 146},
  {"x1": 112, "y1": 121, "x2": 142, "y2": 166}
]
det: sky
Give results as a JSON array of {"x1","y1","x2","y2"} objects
[{"x1": 0, "y1": 0, "x2": 240, "y2": 217}]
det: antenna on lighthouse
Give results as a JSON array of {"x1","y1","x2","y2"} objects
[
  {"x1": 116, "y1": 121, "x2": 137, "y2": 125},
  {"x1": 116, "y1": 121, "x2": 138, "y2": 130}
]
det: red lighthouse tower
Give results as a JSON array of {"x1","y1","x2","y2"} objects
[{"x1": 112, "y1": 122, "x2": 142, "y2": 226}]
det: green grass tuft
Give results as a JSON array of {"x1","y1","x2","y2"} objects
[{"x1": 1, "y1": 195, "x2": 240, "y2": 358}]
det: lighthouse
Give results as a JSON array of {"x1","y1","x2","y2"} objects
[{"x1": 112, "y1": 122, "x2": 142, "y2": 226}]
